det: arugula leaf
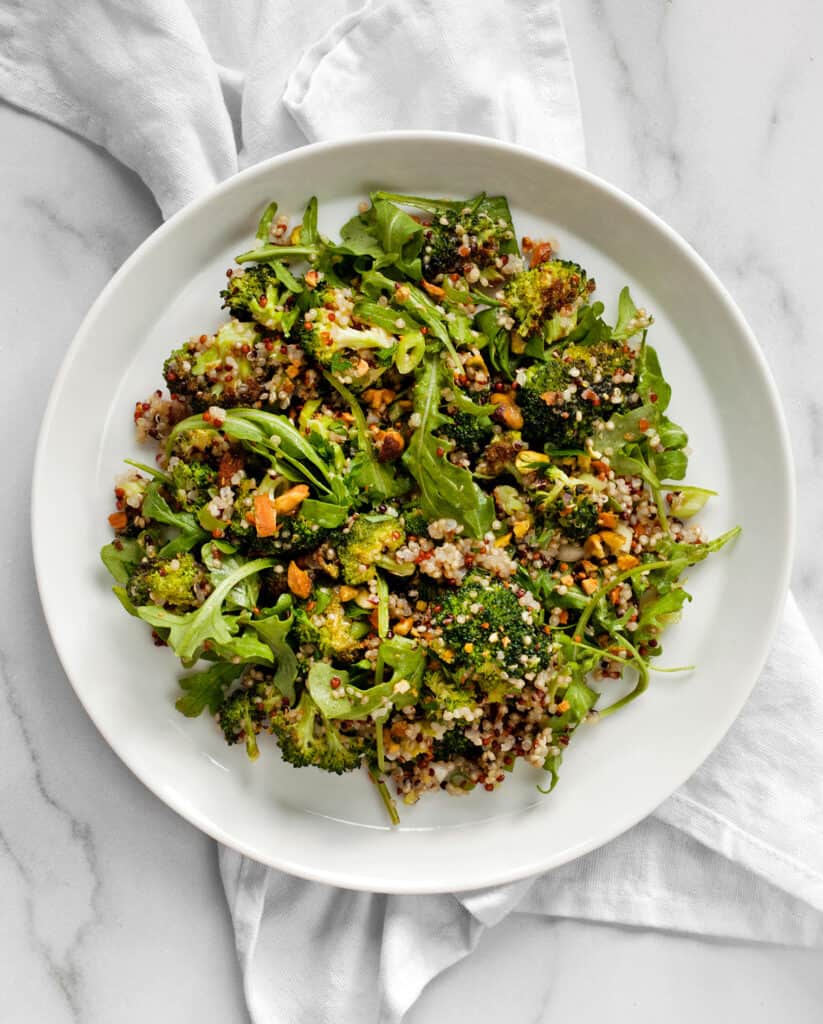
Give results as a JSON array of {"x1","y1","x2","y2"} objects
[
  {"x1": 175, "y1": 662, "x2": 243, "y2": 718},
  {"x1": 307, "y1": 639, "x2": 423, "y2": 721},
  {"x1": 372, "y1": 198, "x2": 424, "y2": 278},
  {"x1": 201, "y1": 541, "x2": 260, "y2": 611},
  {"x1": 539, "y1": 673, "x2": 599, "y2": 792},
  {"x1": 612, "y1": 286, "x2": 652, "y2": 341},
  {"x1": 141, "y1": 482, "x2": 209, "y2": 556},
  {"x1": 300, "y1": 499, "x2": 350, "y2": 528},
  {"x1": 271, "y1": 260, "x2": 303, "y2": 293},
  {"x1": 339, "y1": 208, "x2": 385, "y2": 258},
  {"x1": 136, "y1": 557, "x2": 275, "y2": 663},
  {"x1": 475, "y1": 306, "x2": 516, "y2": 380},
  {"x1": 245, "y1": 595, "x2": 298, "y2": 700},
  {"x1": 403, "y1": 353, "x2": 494, "y2": 538},
  {"x1": 324, "y1": 373, "x2": 408, "y2": 501},
  {"x1": 100, "y1": 539, "x2": 142, "y2": 584},
  {"x1": 255, "y1": 201, "x2": 278, "y2": 242}
]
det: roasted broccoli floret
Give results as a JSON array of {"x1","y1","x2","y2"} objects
[
  {"x1": 505, "y1": 259, "x2": 591, "y2": 341},
  {"x1": 517, "y1": 341, "x2": 638, "y2": 450},
  {"x1": 420, "y1": 670, "x2": 479, "y2": 722},
  {"x1": 400, "y1": 507, "x2": 430, "y2": 539},
  {"x1": 296, "y1": 588, "x2": 370, "y2": 662},
  {"x1": 440, "y1": 411, "x2": 493, "y2": 455},
  {"x1": 217, "y1": 689, "x2": 263, "y2": 759},
  {"x1": 125, "y1": 552, "x2": 206, "y2": 610},
  {"x1": 434, "y1": 572, "x2": 547, "y2": 687},
  {"x1": 270, "y1": 689, "x2": 366, "y2": 773},
  {"x1": 168, "y1": 457, "x2": 216, "y2": 511},
  {"x1": 338, "y1": 515, "x2": 406, "y2": 585},
  {"x1": 164, "y1": 320, "x2": 285, "y2": 411},
  {"x1": 220, "y1": 264, "x2": 300, "y2": 333},
  {"x1": 216, "y1": 670, "x2": 290, "y2": 760},
  {"x1": 296, "y1": 286, "x2": 396, "y2": 387}
]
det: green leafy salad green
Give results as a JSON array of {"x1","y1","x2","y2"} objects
[{"x1": 102, "y1": 190, "x2": 739, "y2": 823}]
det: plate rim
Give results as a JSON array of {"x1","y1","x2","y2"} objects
[{"x1": 31, "y1": 130, "x2": 796, "y2": 892}]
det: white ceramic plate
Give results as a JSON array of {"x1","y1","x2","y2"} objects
[{"x1": 32, "y1": 132, "x2": 793, "y2": 893}]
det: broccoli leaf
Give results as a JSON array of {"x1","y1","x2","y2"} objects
[
  {"x1": 403, "y1": 354, "x2": 494, "y2": 538},
  {"x1": 100, "y1": 539, "x2": 142, "y2": 584},
  {"x1": 176, "y1": 662, "x2": 245, "y2": 718}
]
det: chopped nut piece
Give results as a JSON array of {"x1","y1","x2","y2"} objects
[
  {"x1": 616, "y1": 554, "x2": 640, "y2": 570},
  {"x1": 377, "y1": 429, "x2": 405, "y2": 462},
  {"x1": 512, "y1": 519, "x2": 531, "y2": 539},
  {"x1": 393, "y1": 617, "x2": 414, "y2": 636},
  {"x1": 600, "y1": 530, "x2": 629, "y2": 554},
  {"x1": 583, "y1": 534, "x2": 605, "y2": 559},
  {"x1": 581, "y1": 578, "x2": 598, "y2": 596},
  {"x1": 287, "y1": 561, "x2": 312, "y2": 599},
  {"x1": 273, "y1": 484, "x2": 310, "y2": 515},
  {"x1": 494, "y1": 402, "x2": 524, "y2": 431},
  {"x1": 339, "y1": 585, "x2": 359, "y2": 602},
  {"x1": 597, "y1": 511, "x2": 619, "y2": 529}
]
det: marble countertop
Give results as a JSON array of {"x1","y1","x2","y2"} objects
[{"x1": 2, "y1": 1, "x2": 821, "y2": 1021}]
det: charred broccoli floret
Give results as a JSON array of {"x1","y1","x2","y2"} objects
[
  {"x1": 295, "y1": 588, "x2": 370, "y2": 662},
  {"x1": 518, "y1": 341, "x2": 638, "y2": 450},
  {"x1": 434, "y1": 572, "x2": 547, "y2": 687},
  {"x1": 440, "y1": 411, "x2": 494, "y2": 455},
  {"x1": 546, "y1": 495, "x2": 600, "y2": 541},
  {"x1": 164, "y1": 320, "x2": 288, "y2": 411},
  {"x1": 125, "y1": 552, "x2": 206, "y2": 610},
  {"x1": 270, "y1": 689, "x2": 366, "y2": 773},
  {"x1": 432, "y1": 728, "x2": 478, "y2": 761},
  {"x1": 220, "y1": 264, "x2": 300, "y2": 334},
  {"x1": 338, "y1": 515, "x2": 406, "y2": 585},
  {"x1": 296, "y1": 286, "x2": 396, "y2": 387},
  {"x1": 505, "y1": 260, "x2": 591, "y2": 341}
]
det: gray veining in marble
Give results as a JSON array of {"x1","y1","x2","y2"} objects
[{"x1": 2, "y1": 1, "x2": 822, "y2": 1021}]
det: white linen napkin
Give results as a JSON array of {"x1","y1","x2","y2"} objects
[{"x1": 5, "y1": 1, "x2": 822, "y2": 1021}]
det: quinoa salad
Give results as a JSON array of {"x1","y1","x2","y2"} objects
[{"x1": 101, "y1": 190, "x2": 739, "y2": 824}]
